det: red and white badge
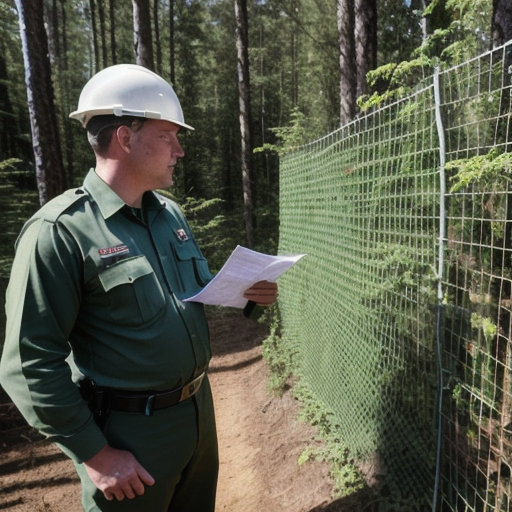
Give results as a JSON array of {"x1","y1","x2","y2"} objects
[
  {"x1": 99, "y1": 245, "x2": 130, "y2": 258},
  {"x1": 175, "y1": 229, "x2": 189, "y2": 241}
]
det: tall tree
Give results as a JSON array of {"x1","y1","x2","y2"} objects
[
  {"x1": 154, "y1": 0, "x2": 163, "y2": 75},
  {"x1": 337, "y1": 0, "x2": 356, "y2": 125},
  {"x1": 14, "y1": 0, "x2": 66, "y2": 205},
  {"x1": 47, "y1": 0, "x2": 75, "y2": 184},
  {"x1": 60, "y1": 0, "x2": 69, "y2": 72},
  {"x1": 89, "y1": 0, "x2": 100, "y2": 72},
  {"x1": 492, "y1": 0, "x2": 512, "y2": 47},
  {"x1": 109, "y1": 0, "x2": 117, "y2": 64},
  {"x1": 355, "y1": 0, "x2": 377, "y2": 99},
  {"x1": 133, "y1": 0, "x2": 154, "y2": 69},
  {"x1": 98, "y1": 0, "x2": 108, "y2": 67},
  {"x1": 235, "y1": 0, "x2": 254, "y2": 248},
  {"x1": 169, "y1": 0, "x2": 176, "y2": 86}
]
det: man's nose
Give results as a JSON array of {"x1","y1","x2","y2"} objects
[{"x1": 173, "y1": 140, "x2": 185, "y2": 158}]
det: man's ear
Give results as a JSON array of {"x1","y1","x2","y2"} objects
[{"x1": 116, "y1": 125, "x2": 132, "y2": 153}]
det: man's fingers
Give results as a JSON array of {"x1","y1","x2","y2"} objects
[
  {"x1": 85, "y1": 445, "x2": 155, "y2": 501},
  {"x1": 114, "y1": 489, "x2": 126, "y2": 501},
  {"x1": 131, "y1": 467, "x2": 155, "y2": 496},
  {"x1": 243, "y1": 281, "x2": 278, "y2": 305},
  {"x1": 123, "y1": 485, "x2": 136, "y2": 500},
  {"x1": 248, "y1": 280, "x2": 277, "y2": 290},
  {"x1": 138, "y1": 467, "x2": 156, "y2": 487}
]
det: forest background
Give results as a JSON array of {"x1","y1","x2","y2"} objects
[
  {"x1": 0, "y1": 0, "x2": 512, "y2": 509},
  {"x1": 1, "y1": 0, "x2": 509, "y2": 283}
]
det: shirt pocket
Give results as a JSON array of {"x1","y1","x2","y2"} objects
[
  {"x1": 169, "y1": 241, "x2": 213, "y2": 297},
  {"x1": 98, "y1": 255, "x2": 165, "y2": 325}
]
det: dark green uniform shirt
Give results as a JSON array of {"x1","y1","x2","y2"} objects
[{"x1": 0, "y1": 169, "x2": 213, "y2": 463}]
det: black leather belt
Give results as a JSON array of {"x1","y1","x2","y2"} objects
[
  {"x1": 80, "y1": 372, "x2": 206, "y2": 417},
  {"x1": 110, "y1": 372, "x2": 206, "y2": 416}
]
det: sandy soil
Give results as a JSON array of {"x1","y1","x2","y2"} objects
[{"x1": 0, "y1": 309, "x2": 368, "y2": 511}]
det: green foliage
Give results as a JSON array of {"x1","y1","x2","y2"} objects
[
  {"x1": 261, "y1": 306, "x2": 368, "y2": 499},
  {"x1": 447, "y1": 151, "x2": 512, "y2": 192},
  {"x1": 294, "y1": 382, "x2": 367, "y2": 499},
  {"x1": 254, "y1": 107, "x2": 308, "y2": 155},
  {"x1": 470, "y1": 312, "x2": 497, "y2": 342},
  {"x1": 360, "y1": 0, "x2": 492, "y2": 112},
  {"x1": 261, "y1": 304, "x2": 299, "y2": 394}
]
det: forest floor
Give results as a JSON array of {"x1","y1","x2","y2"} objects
[{"x1": 0, "y1": 308, "x2": 371, "y2": 512}]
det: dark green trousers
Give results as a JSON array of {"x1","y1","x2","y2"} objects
[{"x1": 75, "y1": 377, "x2": 218, "y2": 512}]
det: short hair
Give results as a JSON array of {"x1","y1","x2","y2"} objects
[{"x1": 86, "y1": 115, "x2": 147, "y2": 154}]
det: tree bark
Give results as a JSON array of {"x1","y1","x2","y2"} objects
[
  {"x1": 98, "y1": 0, "x2": 108, "y2": 67},
  {"x1": 60, "y1": 0, "x2": 69, "y2": 71},
  {"x1": 355, "y1": 0, "x2": 377, "y2": 99},
  {"x1": 89, "y1": 0, "x2": 99, "y2": 72},
  {"x1": 235, "y1": 0, "x2": 254, "y2": 248},
  {"x1": 109, "y1": 0, "x2": 117, "y2": 64},
  {"x1": 337, "y1": 0, "x2": 356, "y2": 126},
  {"x1": 14, "y1": 0, "x2": 66, "y2": 205},
  {"x1": 169, "y1": 0, "x2": 175, "y2": 86},
  {"x1": 153, "y1": 0, "x2": 163, "y2": 75},
  {"x1": 492, "y1": 0, "x2": 512, "y2": 47},
  {"x1": 133, "y1": 0, "x2": 154, "y2": 70}
]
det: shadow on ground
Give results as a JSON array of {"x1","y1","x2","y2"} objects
[{"x1": 308, "y1": 487, "x2": 378, "y2": 512}]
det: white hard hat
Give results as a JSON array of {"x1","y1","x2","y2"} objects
[{"x1": 69, "y1": 64, "x2": 194, "y2": 130}]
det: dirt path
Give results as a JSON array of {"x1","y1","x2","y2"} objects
[
  {"x1": 208, "y1": 309, "x2": 334, "y2": 512},
  {"x1": 0, "y1": 309, "x2": 359, "y2": 512}
]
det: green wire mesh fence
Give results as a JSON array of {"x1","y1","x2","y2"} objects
[{"x1": 277, "y1": 42, "x2": 512, "y2": 511}]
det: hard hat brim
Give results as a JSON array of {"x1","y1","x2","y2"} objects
[{"x1": 69, "y1": 107, "x2": 195, "y2": 131}]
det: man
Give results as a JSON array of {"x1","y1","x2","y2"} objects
[{"x1": 0, "y1": 64, "x2": 277, "y2": 512}]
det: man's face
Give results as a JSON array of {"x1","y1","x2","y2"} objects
[{"x1": 129, "y1": 119, "x2": 185, "y2": 190}]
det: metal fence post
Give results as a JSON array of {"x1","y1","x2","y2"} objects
[{"x1": 433, "y1": 64, "x2": 447, "y2": 512}]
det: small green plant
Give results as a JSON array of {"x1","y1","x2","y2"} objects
[
  {"x1": 470, "y1": 313, "x2": 497, "y2": 342},
  {"x1": 261, "y1": 305, "x2": 298, "y2": 394},
  {"x1": 446, "y1": 151, "x2": 512, "y2": 193},
  {"x1": 293, "y1": 382, "x2": 367, "y2": 499}
]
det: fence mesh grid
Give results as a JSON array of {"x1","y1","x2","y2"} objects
[{"x1": 278, "y1": 42, "x2": 512, "y2": 511}]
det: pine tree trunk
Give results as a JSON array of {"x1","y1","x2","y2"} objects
[
  {"x1": 235, "y1": 0, "x2": 254, "y2": 248},
  {"x1": 492, "y1": 0, "x2": 512, "y2": 47},
  {"x1": 109, "y1": 0, "x2": 117, "y2": 64},
  {"x1": 169, "y1": 0, "x2": 175, "y2": 86},
  {"x1": 133, "y1": 0, "x2": 154, "y2": 70},
  {"x1": 98, "y1": 0, "x2": 108, "y2": 68},
  {"x1": 153, "y1": 0, "x2": 163, "y2": 75},
  {"x1": 14, "y1": 0, "x2": 66, "y2": 205},
  {"x1": 355, "y1": 0, "x2": 377, "y2": 99},
  {"x1": 337, "y1": 0, "x2": 356, "y2": 126},
  {"x1": 89, "y1": 0, "x2": 99, "y2": 72}
]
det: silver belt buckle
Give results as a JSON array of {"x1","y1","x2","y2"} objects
[{"x1": 180, "y1": 372, "x2": 205, "y2": 402}]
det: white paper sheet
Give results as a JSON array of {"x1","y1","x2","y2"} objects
[{"x1": 183, "y1": 245, "x2": 306, "y2": 308}]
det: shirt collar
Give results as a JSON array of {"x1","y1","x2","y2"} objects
[{"x1": 83, "y1": 169, "x2": 165, "y2": 219}]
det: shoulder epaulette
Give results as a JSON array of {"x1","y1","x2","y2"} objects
[
  {"x1": 36, "y1": 188, "x2": 90, "y2": 224},
  {"x1": 17, "y1": 189, "x2": 90, "y2": 242}
]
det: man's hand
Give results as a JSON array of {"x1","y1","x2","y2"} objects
[
  {"x1": 84, "y1": 445, "x2": 155, "y2": 501},
  {"x1": 243, "y1": 280, "x2": 278, "y2": 306}
]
